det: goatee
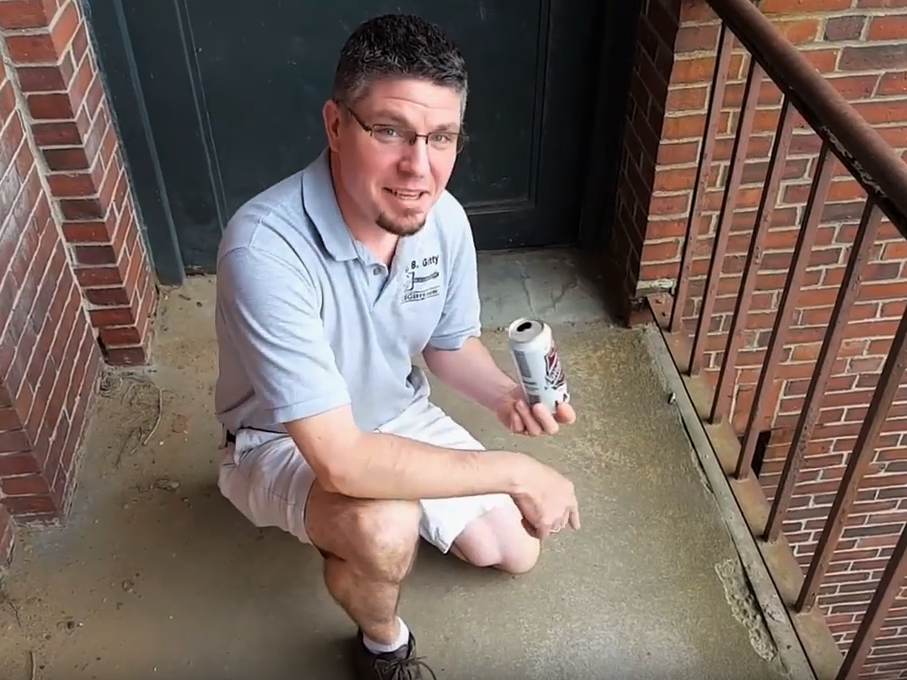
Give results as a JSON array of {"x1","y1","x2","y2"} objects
[{"x1": 376, "y1": 212, "x2": 427, "y2": 237}]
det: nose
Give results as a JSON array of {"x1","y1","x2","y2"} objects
[{"x1": 400, "y1": 139, "x2": 431, "y2": 177}]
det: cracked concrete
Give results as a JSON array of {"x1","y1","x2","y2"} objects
[
  {"x1": 715, "y1": 557, "x2": 778, "y2": 663},
  {"x1": 0, "y1": 252, "x2": 798, "y2": 680},
  {"x1": 475, "y1": 248, "x2": 611, "y2": 328}
]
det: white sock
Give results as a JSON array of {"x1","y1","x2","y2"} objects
[{"x1": 363, "y1": 617, "x2": 410, "y2": 654}]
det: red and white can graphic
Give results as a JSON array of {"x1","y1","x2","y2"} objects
[{"x1": 507, "y1": 317, "x2": 569, "y2": 413}]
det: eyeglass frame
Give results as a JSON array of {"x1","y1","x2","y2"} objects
[{"x1": 336, "y1": 100, "x2": 469, "y2": 154}]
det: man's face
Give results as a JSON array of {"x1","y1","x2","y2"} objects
[{"x1": 324, "y1": 78, "x2": 463, "y2": 237}]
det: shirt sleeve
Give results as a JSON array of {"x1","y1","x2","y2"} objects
[
  {"x1": 216, "y1": 245, "x2": 352, "y2": 423},
  {"x1": 428, "y1": 205, "x2": 482, "y2": 351}
]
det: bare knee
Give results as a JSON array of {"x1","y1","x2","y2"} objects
[
  {"x1": 352, "y1": 500, "x2": 422, "y2": 581},
  {"x1": 453, "y1": 504, "x2": 541, "y2": 574},
  {"x1": 306, "y1": 485, "x2": 422, "y2": 583},
  {"x1": 493, "y1": 536, "x2": 540, "y2": 574}
]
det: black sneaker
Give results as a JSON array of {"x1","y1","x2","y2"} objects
[{"x1": 354, "y1": 629, "x2": 437, "y2": 679}]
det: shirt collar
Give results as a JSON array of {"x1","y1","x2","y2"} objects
[
  {"x1": 301, "y1": 149, "x2": 358, "y2": 262},
  {"x1": 300, "y1": 148, "x2": 431, "y2": 268}
]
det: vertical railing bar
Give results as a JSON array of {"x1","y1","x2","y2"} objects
[
  {"x1": 765, "y1": 200, "x2": 883, "y2": 542},
  {"x1": 835, "y1": 522, "x2": 907, "y2": 680},
  {"x1": 711, "y1": 98, "x2": 796, "y2": 424},
  {"x1": 798, "y1": 273, "x2": 907, "y2": 611},
  {"x1": 689, "y1": 59, "x2": 764, "y2": 375},
  {"x1": 670, "y1": 23, "x2": 735, "y2": 335},
  {"x1": 734, "y1": 143, "x2": 836, "y2": 479}
]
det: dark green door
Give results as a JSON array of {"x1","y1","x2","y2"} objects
[{"x1": 86, "y1": 1, "x2": 605, "y2": 277}]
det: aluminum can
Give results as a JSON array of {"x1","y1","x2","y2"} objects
[{"x1": 507, "y1": 317, "x2": 569, "y2": 413}]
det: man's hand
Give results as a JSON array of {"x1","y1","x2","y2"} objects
[
  {"x1": 494, "y1": 384, "x2": 576, "y2": 437},
  {"x1": 422, "y1": 339, "x2": 577, "y2": 436},
  {"x1": 508, "y1": 454, "x2": 580, "y2": 539}
]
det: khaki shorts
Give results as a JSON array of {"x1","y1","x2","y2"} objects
[{"x1": 217, "y1": 398, "x2": 512, "y2": 553}]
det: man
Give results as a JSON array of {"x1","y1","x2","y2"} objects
[{"x1": 214, "y1": 13, "x2": 580, "y2": 680}]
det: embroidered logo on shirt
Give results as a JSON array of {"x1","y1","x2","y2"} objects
[{"x1": 403, "y1": 255, "x2": 441, "y2": 303}]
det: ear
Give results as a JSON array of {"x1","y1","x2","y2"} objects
[{"x1": 323, "y1": 99, "x2": 343, "y2": 152}]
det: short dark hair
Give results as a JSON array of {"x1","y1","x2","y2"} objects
[{"x1": 331, "y1": 14, "x2": 468, "y2": 110}]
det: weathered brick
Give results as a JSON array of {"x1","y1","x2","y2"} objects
[
  {"x1": 867, "y1": 14, "x2": 907, "y2": 41},
  {"x1": 1, "y1": 0, "x2": 154, "y2": 364},
  {"x1": 840, "y1": 44, "x2": 907, "y2": 71},
  {"x1": 760, "y1": 0, "x2": 852, "y2": 11},
  {"x1": 773, "y1": 18, "x2": 822, "y2": 43},
  {"x1": 15, "y1": 60, "x2": 72, "y2": 92},
  {"x1": 4, "y1": 32, "x2": 57, "y2": 63},
  {"x1": 103, "y1": 345, "x2": 149, "y2": 366},
  {"x1": 877, "y1": 71, "x2": 907, "y2": 96},
  {"x1": 0, "y1": 0, "x2": 56, "y2": 30},
  {"x1": 825, "y1": 16, "x2": 867, "y2": 42},
  {"x1": 0, "y1": 0, "x2": 156, "y2": 564}
]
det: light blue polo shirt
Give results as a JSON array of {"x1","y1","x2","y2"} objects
[{"x1": 213, "y1": 149, "x2": 481, "y2": 435}]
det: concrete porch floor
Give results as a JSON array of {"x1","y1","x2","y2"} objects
[{"x1": 0, "y1": 250, "x2": 798, "y2": 679}]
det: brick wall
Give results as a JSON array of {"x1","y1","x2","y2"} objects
[
  {"x1": 611, "y1": 0, "x2": 907, "y2": 675},
  {"x1": 0, "y1": 0, "x2": 155, "y2": 568}
]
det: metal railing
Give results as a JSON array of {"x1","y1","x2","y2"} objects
[{"x1": 648, "y1": 0, "x2": 907, "y2": 678}]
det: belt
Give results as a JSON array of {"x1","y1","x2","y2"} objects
[{"x1": 224, "y1": 426, "x2": 284, "y2": 445}]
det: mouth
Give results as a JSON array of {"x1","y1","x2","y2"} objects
[{"x1": 384, "y1": 188, "x2": 429, "y2": 202}]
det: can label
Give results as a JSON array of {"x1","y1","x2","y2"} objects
[
  {"x1": 508, "y1": 317, "x2": 569, "y2": 412},
  {"x1": 542, "y1": 343, "x2": 567, "y2": 394}
]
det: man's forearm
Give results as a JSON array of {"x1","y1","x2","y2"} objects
[
  {"x1": 329, "y1": 430, "x2": 522, "y2": 500},
  {"x1": 423, "y1": 337, "x2": 518, "y2": 411},
  {"x1": 284, "y1": 403, "x2": 527, "y2": 501}
]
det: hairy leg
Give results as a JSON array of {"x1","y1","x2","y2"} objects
[
  {"x1": 451, "y1": 500, "x2": 541, "y2": 574},
  {"x1": 304, "y1": 480, "x2": 422, "y2": 645}
]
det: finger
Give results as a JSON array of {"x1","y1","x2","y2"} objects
[
  {"x1": 555, "y1": 402, "x2": 576, "y2": 425},
  {"x1": 551, "y1": 511, "x2": 570, "y2": 534},
  {"x1": 510, "y1": 410, "x2": 525, "y2": 434},
  {"x1": 515, "y1": 400, "x2": 543, "y2": 437},
  {"x1": 568, "y1": 508, "x2": 581, "y2": 530},
  {"x1": 530, "y1": 402, "x2": 560, "y2": 435},
  {"x1": 522, "y1": 517, "x2": 548, "y2": 540}
]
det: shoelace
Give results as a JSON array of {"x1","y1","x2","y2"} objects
[{"x1": 373, "y1": 654, "x2": 438, "y2": 680}]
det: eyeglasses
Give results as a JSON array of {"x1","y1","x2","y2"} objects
[{"x1": 339, "y1": 101, "x2": 468, "y2": 154}]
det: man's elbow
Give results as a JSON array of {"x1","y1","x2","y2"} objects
[
  {"x1": 298, "y1": 437, "x2": 359, "y2": 496},
  {"x1": 315, "y1": 456, "x2": 359, "y2": 496},
  {"x1": 284, "y1": 410, "x2": 365, "y2": 497},
  {"x1": 318, "y1": 430, "x2": 381, "y2": 497}
]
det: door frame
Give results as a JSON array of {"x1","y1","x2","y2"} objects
[
  {"x1": 82, "y1": 0, "x2": 185, "y2": 285},
  {"x1": 84, "y1": 0, "x2": 640, "y2": 286}
]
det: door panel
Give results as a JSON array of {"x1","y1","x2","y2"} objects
[{"x1": 90, "y1": 0, "x2": 604, "y2": 272}]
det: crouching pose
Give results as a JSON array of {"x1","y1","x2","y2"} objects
[{"x1": 213, "y1": 13, "x2": 580, "y2": 679}]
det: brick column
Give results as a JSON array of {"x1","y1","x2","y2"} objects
[
  {"x1": 0, "y1": 0, "x2": 157, "y2": 542},
  {"x1": 0, "y1": 59, "x2": 102, "y2": 525},
  {"x1": 603, "y1": 0, "x2": 687, "y2": 323},
  {"x1": 0, "y1": 0, "x2": 156, "y2": 366}
]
